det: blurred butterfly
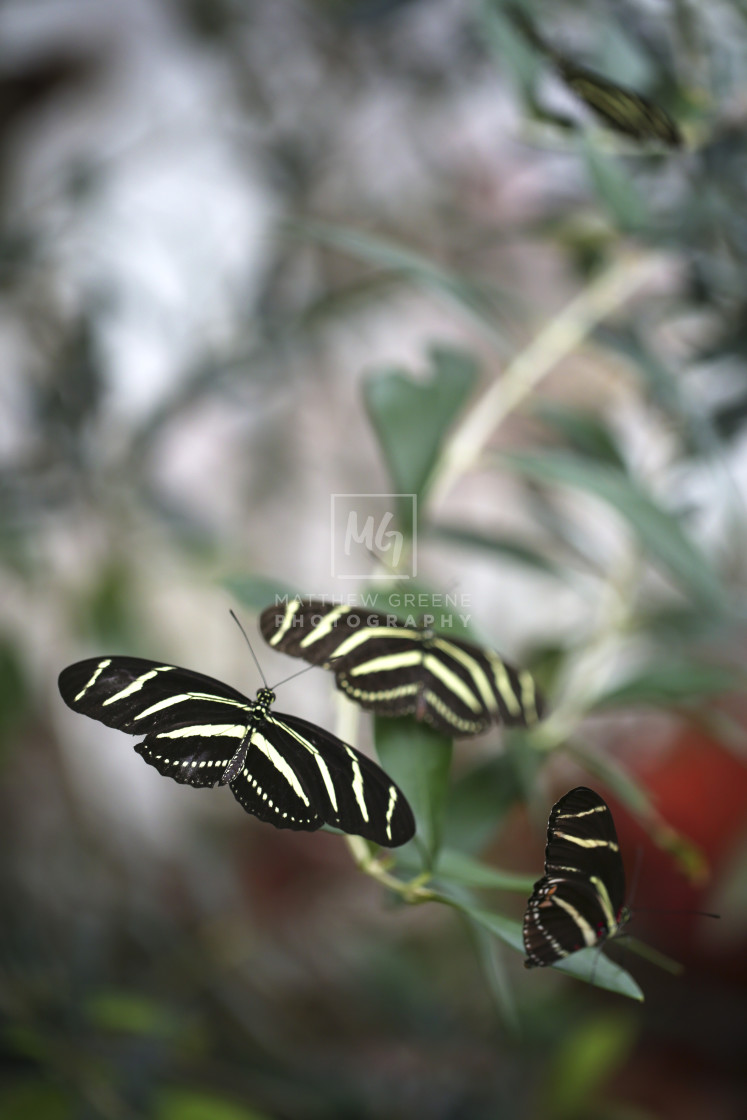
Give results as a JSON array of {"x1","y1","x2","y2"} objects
[{"x1": 507, "y1": 3, "x2": 681, "y2": 147}]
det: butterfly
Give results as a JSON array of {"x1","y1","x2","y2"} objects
[
  {"x1": 523, "y1": 786, "x2": 628, "y2": 967},
  {"x1": 555, "y1": 59, "x2": 682, "y2": 147},
  {"x1": 259, "y1": 598, "x2": 543, "y2": 737},
  {"x1": 58, "y1": 655, "x2": 415, "y2": 847},
  {"x1": 507, "y1": 3, "x2": 681, "y2": 147}
]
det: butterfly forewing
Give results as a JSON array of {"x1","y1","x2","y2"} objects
[
  {"x1": 523, "y1": 787, "x2": 627, "y2": 968},
  {"x1": 59, "y1": 656, "x2": 253, "y2": 788},
  {"x1": 260, "y1": 598, "x2": 543, "y2": 736},
  {"x1": 58, "y1": 656, "x2": 415, "y2": 846}
]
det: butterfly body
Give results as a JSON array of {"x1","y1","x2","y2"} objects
[
  {"x1": 58, "y1": 656, "x2": 415, "y2": 847},
  {"x1": 523, "y1": 786, "x2": 627, "y2": 968},
  {"x1": 260, "y1": 598, "x2": 542, "y2": 737}
]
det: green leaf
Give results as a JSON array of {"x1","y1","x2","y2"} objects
[
  {"x1": 442, "y1": 752, "x2": 525, "y2": 854},
  {"x1": 287, "y1": 219, "x2": 511, "y2": 348},
  {"x1": 533, "y1": 401, "x2": 627, "y2": 469},
  {"x1": 581, "y1": 138, "x2": 649, "y2": 230},
  {"x1": 501, "y1": 449, "x2": 727, "y2": 613},
  {"x1": 435, "y1": 848, "x2": 535, "y2": 893},
  {"x1": 591, "y1": 660, "x2": 740, "y2": 711},
  {"x1": 540, "y1": 1010, "x2": 638, "y2": 1118},
  {"x1": 479, "y1": 0, "x2": 543, "y2": 100},
  {"x1": 373, "y1": 714, "x2": 453, "y2": 864},
  {"x1": 467, "y1": 917, "x2": 520, "y2": 1032},
  {"x1": 461, "y1": 906, "x2": 644, "y2": 1000},
  {"x1": 364, "y1": 347, "x2": 479, "y2": 505}
]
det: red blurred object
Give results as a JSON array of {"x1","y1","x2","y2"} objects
[{"x1": 612, "y1": 724, "x2": 747, "y2": 971}]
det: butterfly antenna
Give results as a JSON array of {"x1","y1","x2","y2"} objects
[
  {"x1": 269, "y1": 654, "x2": 344, "y2": 693},
  {"x1": 632, "y1": 907, "x2": 720, "y2": 919},
  {"x1": 229, "y1": 609, "x2": 269, "y2": 690}
]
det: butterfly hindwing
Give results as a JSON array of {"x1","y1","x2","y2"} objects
[
  {"x1": 58, "y1": 656, "x2": 415, "y2": 846},
  {"x1": 260, "y1": 598, "x2": 542, "y2": 736},
  {"x1": 279, "y1": 711, "x2": 414, "y2": 842},
  {"x1": 523, "y1": 787, "x2": 627, "y2": 968}
]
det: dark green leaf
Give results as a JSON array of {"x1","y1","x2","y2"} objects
[
  {"x1": 533, "y1": 401, "x2": 627, "y2": 468},
  {"x1": 364, "y1": 347, "x2": 479, "y2": 504},
  {"x1": 373, "y1": 714, "x2": 453, "y2": 864},
  {"x1": 442, "y1": 752, "x2": 525, "y2": 855}
]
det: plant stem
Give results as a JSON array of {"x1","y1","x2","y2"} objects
[{"x1": 426, "y1": 252, "x2": 665, "y2": 512}]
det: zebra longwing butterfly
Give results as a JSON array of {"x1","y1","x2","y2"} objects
[
  {"x1": 523, "y1": 787, "x2": 628, "y2": 968},
  {"x1": 555, "y1": 60, "x2": 682, "y2": 147},
  {"x1": 259, "y1": 598, "x2": 543, "y2": 737},
  {"x1": 58, "y1": 656, "x2": 415, "y2": 847},
  {"x1": 507, "y1": 3, "x2": 681, "y2": 147}
]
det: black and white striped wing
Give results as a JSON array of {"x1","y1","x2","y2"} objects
[
  {"x1": 58, "y1": 656, "x2": 254, "y2": 787},
  {"x1": 58, "y1": 656, "x2": 415, "y2": 847},
  {"x1": 260, "y1": 598, "x2": 542, "y2": 736},
  {"x1": 523, "y1": 787, "x2": 627, "y2": 968},
  {"x1": 231, "y1": 711, "x2": 414, "y2": 844}
]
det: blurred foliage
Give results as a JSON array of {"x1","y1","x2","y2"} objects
[{"x1": 2, "y1": 0, "x2": 747, "y2": 1117}]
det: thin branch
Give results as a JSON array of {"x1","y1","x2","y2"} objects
[{"x1": 426, "y1": 252, "x2": 666, "y2": 512}]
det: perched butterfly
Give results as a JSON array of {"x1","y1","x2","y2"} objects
[
  {"x1": 554, "y1": 59, "x2": 682, "y2": 147},
  {"x1": 507, "y1": 3, "x2": 681, "y2": 147},
  {"x1": 523, "y1": 786, "x2": 628, "y2": 968},
  {"x1": 259, "y1": 598, "x2": 543, "y2": 737},
  {"x1": 58, "y1": 656, "x2": 415, "y2": 847}
]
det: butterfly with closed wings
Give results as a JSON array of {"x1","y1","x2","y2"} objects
[
  {"x1": 58, "y1": 655, "x2": 415, "y2": 847},
  {"x1": 523, "y1": 786, "x2": 628, "y2": 968},
  {"x1": 260, "y1": 598, "x2": 543, "y2": 737},
  {"x1": 507, "y1": 2, "x2": 682, "y2": 147}
]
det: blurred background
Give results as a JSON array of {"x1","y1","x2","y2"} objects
[{"x1": 2, "y1": 0, "x2": 747, "y2": 1117}]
